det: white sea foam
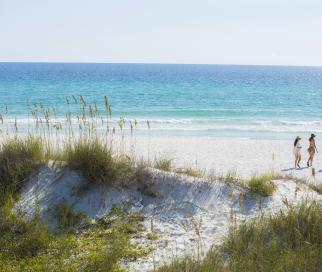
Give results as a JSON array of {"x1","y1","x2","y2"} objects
[{"x1": 3, "y1": 116, "x2": 322, "y2": 136}]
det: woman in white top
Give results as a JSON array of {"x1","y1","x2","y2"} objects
[{"x1": 293, "y1": 136, "x2": 302, "y2": 168}]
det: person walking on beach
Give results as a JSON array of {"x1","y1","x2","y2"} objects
[
  {"x1": 307, "y1": 133, "x2": 318, "y2": 167},
  {"x1": 293, "y1": 136, "x2": 302, "y2": 168}
]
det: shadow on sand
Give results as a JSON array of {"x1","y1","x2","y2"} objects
[{"x1": 281, "y1": 167, "x2": 308, "y2": 172}]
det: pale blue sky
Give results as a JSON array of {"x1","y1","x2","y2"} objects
[{"x1": 1, "y1": 0, "x2": 321, "y2": 65}]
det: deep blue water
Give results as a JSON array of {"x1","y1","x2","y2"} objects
[{"x1": 1, "y1": 62, "x2": 322, "y2": 139}]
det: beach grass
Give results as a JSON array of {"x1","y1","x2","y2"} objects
[
  {"x1": 175, "y1": 167, "x2": 205, "y2": 178},
  {"x1": 0, "y1": 197, "x2": 148, "y2": 272},
  {"x1": 154, "y1": 156, "x2": 173, "y2": 172},
  {"x1": 223, "y1": 200, "x2": 322, "y2": 271},
  {"x1": 60, "y1": 139, "x2": 135, "y2": 186},
  {"x1": 157, "y1": 252, "x2": 224, "y2": 272},
  {"x1": 221, "y1": 169, "x2": 241, "y2": 186},
  {"x1": 308, "y1": 182, "x2": 322, "y2": 194},
  {"x1": 56, "y1": 203, "x2": 84, "y2": 230},
  {"x1": 0, "y1": 136, "x2": 43, "y2": 205},
  {"x1": 247, "y1": 173, "x2": 277, "y2": 197},
  {"x1": 0, "y1": 197, "x2": 52, "y2": 260},
  {"x1": 158, "y1": 200, "x2": 322, "y2": 272},
  {"x1": 0, "y1": 97, "x2": 153, "y2": 271}
]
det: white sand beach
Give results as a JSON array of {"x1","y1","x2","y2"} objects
[{"x1": 124, "y1": 136, "x2": 322, "y2": 183}]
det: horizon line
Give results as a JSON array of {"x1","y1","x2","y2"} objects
[{"x1": 0, "y1": 61, "x2": 322, "y2": 68}]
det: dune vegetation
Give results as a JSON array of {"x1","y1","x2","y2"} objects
[
  {"x1": 59, "y1": 138, "x2": 135, "y2": 185},
  {"x1": 0, "y1": 136, "x2": 43, "y2": 205},
  {"x1": 247, "y1": 173, "x2": 277, "y2": 197},
  {"x1": 158, "y1": 200, "x2": 322, "y2": 272},
  {"x1": 0, "y1": 97, "x2": 150, "y2": 271},
  {"x1": 154, "y1": 156, "x2": 173, "y2": 172},
  {"x1": 0, "y1": 197, "x2": 149, "y2": 272}
]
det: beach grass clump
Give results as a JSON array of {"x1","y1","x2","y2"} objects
[
  {"x1": 223, "y1": 200, "x2": 322, "y2": 272},
  {"x1": 223, "y1": 169, "x2": 244, "y2": 187},
  {"x1": 147, "y1": 232, "x2": 159, "y2": 240},
  {"x1": 0, "y1": 136, "x2": 43, "y2": 205},
  {"x1": 247, "y1": 173, "x2": 276, "y2": 197},
  {"x1": 158, "y1": 200, "x2": 322, "y2": 272},
  {"x1": 134, "y1": 162, "x2": 158, "y2": 197},
  {"x1": 308, "y1": 183, "x2": 322, "y2": 194},
  {"x1": 56, "y1": 203, "x2": 84, "y2": 230},
  {"x1": 175, "y1": 167, "x2": 204, "y2": 178},
  {"x1": 61, "y1": 139, "x2": 134, "y2": 186},
  {"x1": 185, "y1": 167, "x2": 204, "y2": 178},
  {"x1": 154, "y1": 156, "x2": 173, "y2": 171},
  {"x1": 157, "y1": 251, "x2": 224, "y2": 272}
]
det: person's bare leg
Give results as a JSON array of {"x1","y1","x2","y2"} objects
[
  {"x1": 310, "y1": 154, "x2": 314, "y2": 167},
  {"x1": 307, "y1": 157, "x2": 310, "y2": 167},
  {"x1": 308, "y1": 154, "x2": 312, "y2": 167},
  {"x1": 307, "y1": 154, "x2": 312, "y2": 167},
  {"x1": 297, "y1": 155, "x2": 301, "y2": 168}
]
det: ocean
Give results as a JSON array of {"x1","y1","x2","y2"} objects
[{"x1": 0, "y1": 62, "x2": 322, "y2": 139}]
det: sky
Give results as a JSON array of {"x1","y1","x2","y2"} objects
[{"x1": 1, "y1": 0, "x2": 322, "y2": 66}]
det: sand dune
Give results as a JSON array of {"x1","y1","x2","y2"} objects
[{"x1": 15, "y1": 162, "x2": 322, "y2": 271}]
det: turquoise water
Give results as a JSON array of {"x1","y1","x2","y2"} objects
[{"x1": 1, "y1": 62, "x2": 322, "y2": 139}]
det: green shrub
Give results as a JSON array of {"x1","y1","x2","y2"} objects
[
  {"x1": 247, "y1": 174, "x2": 276, "y2": 197},
  {"x1": 0, "y1": 137, "x2": 43, "y2": 205},
  {"x1": 61, "y1": 139, "x2": 134, "y2": 185}
]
